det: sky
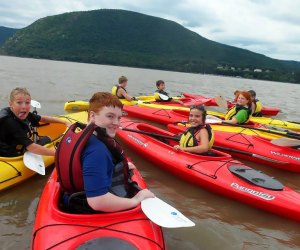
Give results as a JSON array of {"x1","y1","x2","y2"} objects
[{"x1": 0, "y1": 0, "x2": 299, "y2": 62}]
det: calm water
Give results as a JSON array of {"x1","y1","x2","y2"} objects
[{"x1": 0, "y1": 55, "x2": 300, "y2": 250}]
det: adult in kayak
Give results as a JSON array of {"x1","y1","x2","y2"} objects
[
  {"x1": 111, "y1": 75, "x2": 136, "y2": 101},
  {"x1": 173, "y1": 105, "x2": 214, "y2": 154},
  {"x1": 0, "y1": 87, "x2": 71, "y2": 157},
  {"x1": 223, "y1": 91, "x2": 252, "y2": 124},
  {"x1": 61, "y1": 92, "x2": 154, "y2": 213},
  {"x1": 154, "y1": 80, "x2": 184, "y2": 105},
  {"x1": 248, "y1": 89, "x2": 263, "y2": 117}
]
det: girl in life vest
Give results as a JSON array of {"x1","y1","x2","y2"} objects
[
  {"x1": 224, "y1": 91, "x2": 252, "y2": 124},
  {"x1": 173, "y1": 105, "x2": 214, "y2": 154},
  {"x1": 79, "y1": 92, "x2": 154, "y2": 212}
]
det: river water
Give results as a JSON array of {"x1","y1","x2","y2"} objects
[{"x1": 0, "y1": 55, "x2": 300, "y2": 250}]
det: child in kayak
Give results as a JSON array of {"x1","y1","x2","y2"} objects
[
  {"x1": 112, "y1": 75, "x2": 136, "y2": 101},
  {"x1": 76, "y1": 92, "x2": 154, "y2": 212},
  {"x1": 248, "y1": 90, "x2": 263, "y2": 117},
  {"x1": 173, "y1": 105, "x2": 214, "y2": 154},
  {"x1": 0, "y1": 87, "x2": 71, "y2": 157},
  {"x1": 224, "y1": 91, "x2": 252, "y2": 124},
  {"x1": 154, "y1": 80, "x2": 184, "y2": 105}
]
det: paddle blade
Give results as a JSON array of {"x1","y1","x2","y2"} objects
[
  {"x1": 23, "y1": 152, "x2": 45, "y2": 175},
  {"x1": 31, "y1": 100, "x2": 41, "y2": 109},
  {"x1": 271, "y1": 138, "x2": 300, "y2": 147},
  {"x1": 158, "y1": 93, "x2": 169, "y2": 101},
  {"x1": 141, "y1": 197, "x2": 195, "y2": 228},
  {"x1": 206, "y1": 115, "x2": 222, "y2": 124},
  {"x1": 214, "y1": 95, "x2": 228, "y2": 110}
]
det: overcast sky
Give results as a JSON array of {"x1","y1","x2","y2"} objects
[{"x1": 1, "y1": 0, "x2": 299, "y2": 61}]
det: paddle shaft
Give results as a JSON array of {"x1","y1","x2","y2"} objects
[
  {"x1": 213, "y1": 145, "x2": 288, "y2": 164},
  {"x1": 221, "y1": 121, "x2": 300, "y2": 140},
  {"x1": 120, "y1": 127, "x2": 180, "y2": 141}
]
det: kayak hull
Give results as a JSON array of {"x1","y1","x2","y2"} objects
[
  {"x1": 168, "y1": 123, "x2": 300, "y2": 173},
  {"x1": 32, "y1": 168, "x2": 165, "y2": 250},
  {"x1": 182, "y1": 92, "x2": 281, "y2": 116},
  {"x1": 117, "y1": 119, "x2": 300, "y2": 222}
]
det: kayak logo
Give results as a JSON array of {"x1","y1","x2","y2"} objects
[
  {"x1": 270, "y1": 151, "x2": 300, "y2": 161},
  {"x1": 65, "y1": 137, "x2": 71, "y2": 144},
  {"x1": 231, "y1": 183, "x2": 275, "y2": 201},
  {"x1": 128, "y1": 134, "x2": 148, "y2": 148}
]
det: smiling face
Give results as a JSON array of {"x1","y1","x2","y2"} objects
[
  {"x1": 9, "y1": 93, "x2": 31, "y2": 120},
  {"x1": 89, "y1": 106, "x2": 122, "y2": 138},
  {"x1": 157, "y1": 82, "x2": 165, "y2": 91},
  {"x1": 188, "y1": 108, "x2": 204, "y2": 127},
  {"x1": 236, "y1": 94, "x2": 248, "y2": 106}
]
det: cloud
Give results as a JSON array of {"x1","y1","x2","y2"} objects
[{"x1": 0, "y1": 0, "x2": 299, "y2": 61}]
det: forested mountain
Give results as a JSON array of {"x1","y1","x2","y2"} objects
[
  {"x1": 1, "y1": 9, "x2": 299, "y2": 83},
  {"x1": 0, "y1": 26, "x2": 17, "y2": 45}
]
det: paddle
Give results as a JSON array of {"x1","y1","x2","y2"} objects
[
  {"x1": 271, "y1": 138, "x2": 300, "y2": 148},
  {"x1": 120, "y1": 127, "x2": 180, "y2": 141},
  {"x1": 206, "y1": 115, "x2": 300, "y2": 140},
  {"x1": 23, "y1": 152, "x2": 46, "y2": 175},
  {"x1": 158, "y1": 93, "x2": 170, "y2": 101},
  {"x1": 214, "y1": 95, "x2": 228, "y2": 110},
  {"x1": 23, "y1": 99, "x2": 46, "y2": 175},
  {"x1": 212, "y1": 145, "x2": 288, "y2": 164},
  {"x1": 141, "y1": 197, "x2": 195, "y2": 228},
  {"x1": 128, "y1": 171, "x2": 195, "y2": 228}
]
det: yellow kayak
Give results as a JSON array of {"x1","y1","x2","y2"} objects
[
  {"x1": 137, "y1": 102, "x2": 300, "y2": 132},
  {"x1": 64, "y1": 96, "x2": 156, "y2": 111},
  {"x1": 0, "y1": 111, "x2": 88, "y2": 192}
]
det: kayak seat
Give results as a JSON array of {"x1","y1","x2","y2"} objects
[
  {"x1": 229, "y1": 165, "x2": 284, "y2": 191},
  {"x1": 59, "y1": 191, "x2": 98, "y2": 214}
]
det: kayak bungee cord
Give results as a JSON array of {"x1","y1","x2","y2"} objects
[{"x1": 32, "y1": 218, "x2": 165, "y2": 250}]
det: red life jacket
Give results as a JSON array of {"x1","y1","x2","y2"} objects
[
  {"x1": 55, "y1": 122, "x2": 130, "y2": 195},
  {"x1": 55, "y1": 122, "x2": 95, "y2": 193}
]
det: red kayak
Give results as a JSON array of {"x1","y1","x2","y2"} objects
[
  {"x1": 168, "y1": 123, "x2": 300, "y2": 173},
  {"x1": 117, "y1": 118, "x2": 300, "y2": 222},
  {"x1": 182, "y1": 92, "x2": 280, "y2": 116},
  {"x1": 31, "y1": 168, "x2": 166, "y2": 250}
]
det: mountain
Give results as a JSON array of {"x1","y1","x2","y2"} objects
[
  {"x1": 1, "y1": 9, "x2": 300, "y2": 83},
  {"x1": 0, "y1": 26, "x2": 17, "y2": 45}
]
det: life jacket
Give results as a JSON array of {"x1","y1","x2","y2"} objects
[
  {"x1": 154, "y1": 90, "x2": 171, "y2": 101},
  {"x1": 0, "y1": 107, "x2": 35, "y2": 156},
  {"x1": 179, "y1": 124, "x2": 214, "y2": 150},
  {"x1": 224, "y1": 105, "x2": 251, "y2": 122},
  {"x1": 112, "y1": 85, "x2": 127, "y2": 99},
  {"x1": 252, "y1": 99, "x2": 262, "y2": 117},
  {"x1": 56, "y1": 122, "x2": 130, "y2": 196}
]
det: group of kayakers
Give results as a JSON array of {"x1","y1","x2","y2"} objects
[{"x1": 0, "y1": 77, "x2": 264, "y2": 214}]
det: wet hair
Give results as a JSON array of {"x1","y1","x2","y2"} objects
[
  {"x1": 156, "y1": 80, "x2": 165, "y2": 88},
  {"x1": 248, "y1": 90, "x2": 256, "y2": 98},
  {"x1": 190, "y1": 105, "x2": 207, "y2": 123},
  {"x1": 10, "y1": 87, "x2": 31, "y2": 101},
  {"x1": 237, "y1": 91, "x2": 252, "y2": 106},
  {"x1": 118, "y1": 76, "x2": 128, "y2": 84},
  {"x1": 88, "y1": 92, "x2": 123, "y2": 120}
]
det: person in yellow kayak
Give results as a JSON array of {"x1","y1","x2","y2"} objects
[
  {"x1": 224, "y1": 91, "x2": 252, "y2": 124},
  {"x1": 60, "y1": 92, "x2": 154, "y2": 213},
  {"x1": 154, "y1": 80, "x2": 184, "y2": 105},
  {"x1": 0, "y1": 87, "x2": 71, "y2": 157},
  {"x1": 248, "y1": 90, "x2": 263, "y2": 117},
  {"x1": 111, "y1": 75, "x2": 136, "y2": 101},
  {"x1": 173, "y1": 105, "x2": 214, "y2": 154}
]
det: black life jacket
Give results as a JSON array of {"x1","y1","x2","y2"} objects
[
  {"x1": 112, "y1": 85, "x2": 127, "y2": 99},
  {"x1": 0, "y1": 107, "x2": 35, "y2": 156},
  {"x1": 55, "y1": 122, "x2": 130, "y2": 196}
]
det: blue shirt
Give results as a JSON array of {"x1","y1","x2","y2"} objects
[{"x1": 81, "y1": 135, "x2": 114, "y2": 198}]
